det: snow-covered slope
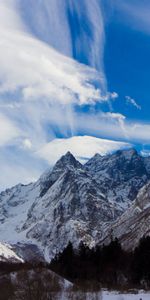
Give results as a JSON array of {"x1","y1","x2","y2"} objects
[
  {"x1": 85, "y1": 149, "x2": 150, "y2": 211},
  {"x1": 0, "y1": 152, "x2": 122, "y2": 260},
  {"x1": 24, "y1": 152, "x2": 124, "y2": 258},
  {"x1": 0, "y1": 149, "x2": 150, "y2": 260},
  {"x1": 101, "y1": 181, "x2": 150, "y2": 250},
  {"x1": 0, "y1": 242, "x2": 23, "y2": 263}
]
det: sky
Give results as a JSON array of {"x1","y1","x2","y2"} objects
[{"x1": 0, "y1": 0, "x2": 150, "y2": 189}]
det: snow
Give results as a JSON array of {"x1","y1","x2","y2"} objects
[
  {"x1": 0, "y1": 182, "x2": 41, "y2": 244},
  {"x1": 102, "y1": 290, "x2": 150, "y2": 299},
  {"x1": 56, "y1": 290, "x2": 150, "y2": 300},
  {"x1": 0, "y1": 242, "x2": 23, "y2": 262}
]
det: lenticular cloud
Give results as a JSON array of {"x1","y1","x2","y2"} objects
[{"x1": 37, "y1": 135, "x2": 130, "y2": 165}]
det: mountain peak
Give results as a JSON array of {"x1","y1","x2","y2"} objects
[
  {"x1": 54, "y1": 151, "x2": 82, "y2": 170},
  {"x1": 93, "y1": 153, "x2": 102, "y2": 159},
  {"x1": 84, "y1": 153, "x2": 102, "y2": 168},
  {"x1": 64, "y1": 151, "x2": 74, "y2": 158},
  {"x1": 39, "y1": 151, "x2": 82, "y2": 197},
  {"x1": 115, "y1": 148, "x2": 138, "y2": 158}
]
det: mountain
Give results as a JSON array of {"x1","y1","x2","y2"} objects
[
  {"x1": 85, "y1": 148, "x2": 150, "y2": 210},
  {"x1": 101, "y1": 181, "x2": 150, "y2": 250},
  {"x1": 0, "y1": 152, "x2": 120, "y2": 260},
  {"x1": 0, "y1": 149, "x2": 150, "y2": 260}
]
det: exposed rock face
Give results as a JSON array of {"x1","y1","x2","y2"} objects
[
  {"x1": 85, "y1": 149, "x2": 150, "y2": 210},
  {"x1": 101, "y1": 182, "x2": 150, "y2": 250},
  {"x1": 0, "y1": 149, "x2": 150, "y2": 260}
]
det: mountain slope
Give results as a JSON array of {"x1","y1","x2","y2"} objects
[
  {"x1": 24, "y1": 153, "x2": 123, "y2": 258},
  {"x1": 0, "y1": 152, "x2": 120, "y2": 260},
  {"x1": 0, "y1": 242, "x2": 23, "y2": 263},
  {"x1": 101, "y1": 181, "x2": 150, "y2": 250},
  {"x1": 85, "y1": 149, "x2": 150, "y2": 211},
  {"x1": 0, "y1": 149, "x2": 150, "y2": 260}
]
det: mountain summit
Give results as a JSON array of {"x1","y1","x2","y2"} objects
[{"x1": 85, "y1": 148, "x2": 149, "y2": 207}]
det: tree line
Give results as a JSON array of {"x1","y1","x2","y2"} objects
[
  {"x1": 50, "y1": 236, "x2": 150, "y2": 289},
  {"x1": 1, "y1": 236, "x2": 150, "y2": 299}
]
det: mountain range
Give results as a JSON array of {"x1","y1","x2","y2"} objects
[{"x1": 0, "y1": 148, "x2": 150, "y2": 262}]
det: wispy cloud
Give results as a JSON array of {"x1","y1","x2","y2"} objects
[
  {"x1": 114, "y1": 0, "x2": 150, "y2": 34},
  {"x1": 140, "y1": 150, "x2": 150, "y2": 157},
  {"x1": 126, "y1": 96, "x2": 141, "y2": 110},
  {"x1": 0, "y1": 30, "x2": 104, "y2": 106},
  {"x1": 18, "y1": 0, "x2": 106, "y2": 73},
  {"x1": 104, "y1": 112, "x2": 128, "y2": 138},
  {"x1": 69, "y1": 111, "x2": 150, "y2": 144},
  {"x1": 0, "y1": 113, "x2": 20, "y2": 146},
  {"x1": 0, "y1": 0, "x2": 109, "y2": 149},
  {"x1": 0, "y1": 1, "x2": 107, "y2": 104}
]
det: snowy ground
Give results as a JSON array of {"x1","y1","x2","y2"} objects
[
  {"x1": 60, "y1": 290, "x2": 150, "y2": 299},
  {"x1": 102, "y1": 290, "x2": 150, "y2": 299}
]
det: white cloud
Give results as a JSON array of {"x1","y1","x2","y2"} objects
[
  {"x1": 0, "y1": 113, "x2": 19, "y2": 146},
  {"x1": 0, "y1": 0, "x2": 109, "y2": 164},
  {"x1": 0, "y1": 28, "x2": 104, "y2": 105},
  {"x1": 67, "y1": 111, "x2": 150, "y2": 144},
  {"x1": 0, "y1": 0, "x2": 106, "y2": 106},
  {"x1": 114, "y1": 1, "x2": 150, "y2": 34},
  {"x1": 140, "y1": 150, "x2": 150, "y2": 157},
  {"x1": 102, "y1": 112, "x2": 128, "y2": 138},
  {"x1": 109, "y1": 92, "x2": 119, "y2": 100},
  {"x1": 37, "y1": 135, "x2": 131, "y2": 165},
  {"x1": 105, "y1": 112, "x2": 125, "y2": 121},
  {"x1": 22, "y1": 139, "x2": 32, "y2": 150},
  {"x1": 126, "y1": 96, "x2": 141, "y2": 110},
  {"x1": 18, "y1": 0, "x2": 105, "y2": 72}
]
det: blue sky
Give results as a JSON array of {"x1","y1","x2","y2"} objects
[
  {"x1": 105, "y1": 11, "x2": 150, "y2": 122},
  {"x1": 67, "y1": 0, "x2": 150, "y2": 149},
  {"x1": 104, "y1": 1, "x2": 150, "y2": 154},
  {"x1": 0, "y1": 0, "x2": 150, "y2": 189}
]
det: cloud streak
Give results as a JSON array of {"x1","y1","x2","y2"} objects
[
  {"x1": 114, "y1": 0, "x2": 150, "y2": 34},
  {"x1": 126, "y1": 96, "x2": 141, "y2": 110},
  {"x1": 18, "y1": 0, "x2": 105, "y2": 74}
]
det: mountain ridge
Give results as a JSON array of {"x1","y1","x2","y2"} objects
[{"x1": 0, "y1": 148, "x2": 150, "y2": 261}]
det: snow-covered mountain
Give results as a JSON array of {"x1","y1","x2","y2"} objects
[{"x1": 0, "y1": 149, "x2": 150, "y2": 260}]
